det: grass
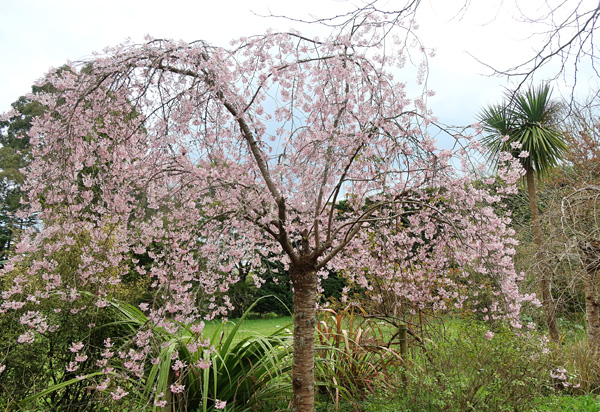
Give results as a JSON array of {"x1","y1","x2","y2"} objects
[
  {"x1": 534, "y1": 394, "x2": 600, "y2": 411},
  {"x1": 203, "y1": 306, "x2": 405, "y2": 348},
  {"x1": 203, "y1": 315, "x2": 293, "y2": 344}
]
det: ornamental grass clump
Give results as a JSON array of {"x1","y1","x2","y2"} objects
[
  {"x1": 109, "y1": 298, "x2": 292, "y2": 412},
  {"x1": 314, "y1": 304, "x2": 403, "y2": 410}
]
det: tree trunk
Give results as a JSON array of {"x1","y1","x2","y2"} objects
[
  {"x1": 290, "y1": 263, "x2": 318, "y2": 412},
  {"x1": 526, "y1": 167, "x2": 560, "y2": 343},
  {"x1": 584, "y1": 269, "x2": 600, "y2": 353},
  {"x1": 580, "y1": 240, "x2": 600, "y2": 354}
]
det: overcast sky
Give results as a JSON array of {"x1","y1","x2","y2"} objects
[{"x1": 1, "y1": 0, "x2": 595, "y2": 129}]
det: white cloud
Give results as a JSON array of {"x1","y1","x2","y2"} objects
[{"x1": 0, "y1": 0, "x2": 594, "y2": 125}]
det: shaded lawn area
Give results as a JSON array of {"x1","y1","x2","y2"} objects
[{"x1": 202, "y1": 315, "x2": 293, "y2": 344}]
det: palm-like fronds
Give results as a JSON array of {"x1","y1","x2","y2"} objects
[
  {"x1": 479, "y1": 103, "x2": 517, "y2": 166},
  {"x1": 479, "y1": 84, "x2": 568, "y2": 177},
  {"x1": 107, "y1": 297, "x2": 292, "y2": 412},
  {"x1": 314, "y1": 305, "x2": 403, "y2": 409}
]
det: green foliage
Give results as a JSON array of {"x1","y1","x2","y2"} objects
[
  {"x1": 242, "y1": 311, "x2": 281, "y2": 320},
  {"x1": 362, "y1": 393, "x2": 600, "y2": 412},
  {"x1": 107, "y1": 297, "x2": 293, "y2": 412},
  {"x1": 320, "y1": 273, "x2": 347, "y2": 302},
  {"x1": 479, "y1": 84, "x2": 568, "y2": 177},
  {"x1": 0, "y1": 226, "x2": 151, "y2": 411},
  {"x1": 537, "y1": 394, "x2": 600, "y2": 411},
  {"x1": 224, "y1": 260, "x2": 293, "y2": 318},
  {"x1": 247, "y1": 260, "x2": 294, "y2": 317},
  {"x1": 0, "y1": 87, "x2": 46, "y2": 260},
  {"x1": 0, "y1": 294, "x2": 128, "y2": 411},
  {"x1": 376, "y1": 319, "x2": 555, "y2": 412},
  {"x1": 226, "y1": 260, "x2": 346, "y2": 318}
]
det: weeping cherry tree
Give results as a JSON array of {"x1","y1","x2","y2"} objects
[{"x1": 1, "y1": 15, "x2": 536, "y2": 412}]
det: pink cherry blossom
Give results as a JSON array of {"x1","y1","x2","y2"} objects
[
  {"x1": 195, "y1": 359, "x2": 212, "y2": 370},
  {"x1": 17, "y1": 331, "x2": 35, "y2": 344},
  {"x1": 66, "y1": 362, "x2": 79, "y2": 372},
  {"x1": 170, "y1": 383, "x2": 185, "y2": 394},
  {"x1": 75, "y1": 354, "x2": 88, "y2": 362},
  {"x1": 96, "y1": 379, "x2": 110, "y2": 391},
  {"x1": 111, "y1": 387, "x2": 129, "y2": 400},
  {"x1": 70, "y1": 341, "x2": 84, "y2": 353}
]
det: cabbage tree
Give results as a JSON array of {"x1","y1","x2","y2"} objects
[{"x1": 479, "y1": 84, "x2": 567, "y2": 343}]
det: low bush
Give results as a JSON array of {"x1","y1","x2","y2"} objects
[
  {"x1": 373, "y1": 319, "x2": 556, "y2": 412},
  {"x1": 0, "y1": 294, "x2": 130, "y2": 411}
]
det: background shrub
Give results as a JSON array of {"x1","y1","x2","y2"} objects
[
  {"x1": 380, "y1": 319, "x2": 555, "y2": 412},
  {"x1": 0, "y1": 295, "x2": 128, "y2": 411}
]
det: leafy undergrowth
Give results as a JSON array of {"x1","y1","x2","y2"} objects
[
  {"x1": 200, "y1": 310, "x2": 600, "y2": 412},
  {"x1": 312, "y1": 310, "x2": 600, "y2": 412},
  {"x1": 11, "y1": 302, "x2": 597, "y2": 412},
  {"x1": 14, "y1": 298, "x2": 294, "y2": 412},
  {"x1": 348, "y1": 394, "x2": 600, "y2": 412}
]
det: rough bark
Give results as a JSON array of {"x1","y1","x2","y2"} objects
[
  {"x1": 290, "y1": 263, "x2": 318, "y2": 412},
  {"x1": 526, "y1": 167, "x2": 560, "y2": 343}
]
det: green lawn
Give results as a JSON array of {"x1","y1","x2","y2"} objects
[{"x1": 203, "y1": 315, "x2": 293, "y2": 343}]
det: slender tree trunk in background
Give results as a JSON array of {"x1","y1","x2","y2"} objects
[
  {"x1": 584, "y1": 269, "x2": 600, "y2": 354},
  {"x1": 290, "y1": 263, "x2": 318, "y2": 412},
  {"x1": 526, "y1": 167, "x2": 560, "y2": 343},
  {"x1": 580, "y1": 240, "x2": 600, "y2": 354}
]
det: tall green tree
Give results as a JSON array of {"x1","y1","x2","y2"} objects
[
  {"x1": 0, "y1": 87, "x2": 47, "y2": 261},
  {"x1": 479, "y1": 84, "x2": 568, "y2": 343}
]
